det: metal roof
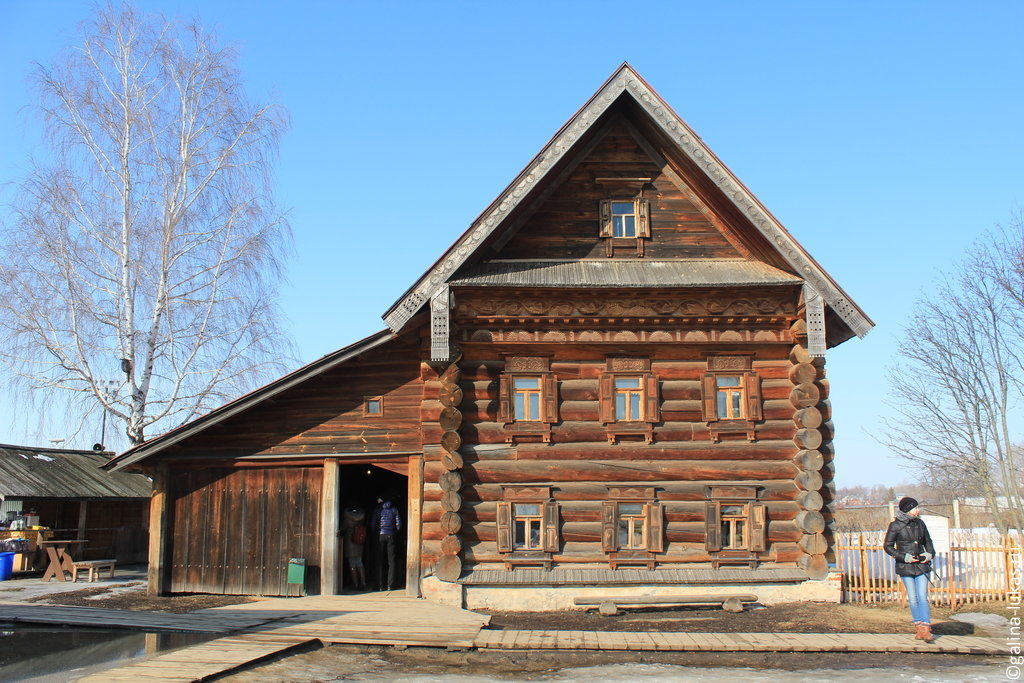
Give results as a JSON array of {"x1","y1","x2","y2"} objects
[
  {"x1": 451, "y1": 259, "x2": 803, "y2": 288},
  {"x1": 0, "y1": 444, "x2": 151, "y2": 499}
]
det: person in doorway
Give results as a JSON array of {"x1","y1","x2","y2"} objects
[
  {"x1": 341, "y1": 504, "x2": 367, "y2": 590},
  {"x1": 371, "y1": 497, "x2": 402, "y2": 591},
  {"x1": 883, "y1": 496, "x2": 936, "y2": 642}
]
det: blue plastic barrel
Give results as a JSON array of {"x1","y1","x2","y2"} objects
[{"x1": 0, "y1": 551, "x2": 14, "y2": 581}]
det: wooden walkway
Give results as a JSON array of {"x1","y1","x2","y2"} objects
[
  {"x1": 79, "y1": 633, "x2": 317, "y2": 682},
  {"x1": 474, "y1": 629, "x2": 1007, "y2": 655},
  {"x1": 0, "y1": 602, "x2": 286, "y2": 633}
]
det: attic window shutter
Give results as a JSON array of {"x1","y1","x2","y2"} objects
[
  {"x1": 636, "y1": 199, "x2": 650, "y2": 238},
  {"x1": 542, "y1": 373, "x2": 558, "y2": 423},
  {"x1": 644, "y1": 374, "x2": 660, "y2": 423},
  {"x1": 601, "y1": 502, "x2": 618, "y2": 552},
  {"x1": 705, "y1": 502, "x2": 721, "y2": 551},
  {"x1": 750, "y1": 502, "x2": 767, "y2": 552},
  {"x1": 599, "y1": 200, "x2": 613, "y2": 237},
  {"x1": 542, "y1": 500, "x2": 560, "y2": 553},
  {"x1": 599, "y1": 373, "x2": 615, "y2": 423},
  {"x1": 646, "y1": 501, "x2": 664, "y2": 552},
  {"x1": 746, "y1": 372, "x2": 763, "y2": 421},
  {"x1": 498, "y1": 374, "x2": 512, "y2": 423},
  {"x1": 496, "y1": 502, "x2": 512, "y2": 553},
  {"x1": 701, "y1": 374, "x2": 718, "y2": 422}
]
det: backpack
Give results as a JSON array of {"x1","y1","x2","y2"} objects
[{"x1": 352, "y1": 524, "x2": 366, "y2": 545}]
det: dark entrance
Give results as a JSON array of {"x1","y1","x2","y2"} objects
[{"x1": 338, "y1": 463, "x2": 407, "y2": 592}]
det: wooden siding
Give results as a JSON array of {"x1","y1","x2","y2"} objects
[
  {"x1": 168, "y1": 466, "x2": 322, "y2": 596},
  {"x1": 163, "y1": 334, "x2": 424, "y2": 458},
  {"x1": 499, "y1": 117, "x2": 745, "y2": 261}
]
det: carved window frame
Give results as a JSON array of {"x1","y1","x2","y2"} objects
[
  {"x1": 704, "y1": 485, "x2": 766, "y2": 568},
  {"x1": 602, "y1": 486, "x2": 664, "y2": 569},
  {"x1": 599, "y1": 358, "x2": 659, "y2": 444},
  {"x1": 498, "y1": 356, "x2": 557, "y2": 443},
  {"x1": 701, "y1": 354, "x2": 761, "y2": 442},
  {"x1": 598, "y1": 198, "x2": 650, "y2": 257},
  {"x1": 496, "y1": 486, "x2": 559, "y2": 569}
]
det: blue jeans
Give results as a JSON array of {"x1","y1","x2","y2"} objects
[{"x1": 901, "y1": 573, "x2": 931, "y2": 624}]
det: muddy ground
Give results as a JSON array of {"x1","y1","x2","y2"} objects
[{"x1": 24, "y1": 582, "x2": 254, "y2": 613}]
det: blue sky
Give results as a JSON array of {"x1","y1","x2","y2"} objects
[{"x1": 1, "y1": 1, "x2": 1022, "y2": 487}]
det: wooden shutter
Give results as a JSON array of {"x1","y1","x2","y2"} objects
[
  {"x1": 745, "y1": 371, "x2": 763, "y2": 421},
  {"x1": 701, "y1": 374, "x2": 718, "y2": 422},
  {"x1": 496, "y1": 501, "x2": 512, "y2": 553},
  {"x1": 646, "y1": 502, "x2": 664, "y2": 552},
  {"x1": 636, "y1": 199, "x2": 650, "y2": 237},
  {"x1": 542, "y1": 500, "x2": 560, "y2": 553},
  {"x1": 601, "y1": 502, "x2": 618, "y2": 552},
  {"x1": 542, "y1": 373, "x2": 558, "y2": 423},
  {"x1": 704, "y1": 502, "x2": 721, "y2": 551},
  {"x1": 599, "y1": 373, "x2": 615, "y2": 423},
  {"x1": 498, "y1": 374, "x2": 512, "y2": 423},
  {"x1": 599, "y1": 200, "x2": 613, "y2": 237},
  {"x1": 750, "y1": 502, "x2": 767, "y2": 552},
  {"x1": 644, "y1": 373, "x2": 660, "y2": 423}
]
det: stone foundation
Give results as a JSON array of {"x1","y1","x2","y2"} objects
[{"x1": 421, "y1": 572, "x2": 843, "y2": 612}]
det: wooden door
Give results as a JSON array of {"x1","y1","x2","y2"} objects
[{"x1": 168, "y1": 466, "x2": 322, "y2": 596}]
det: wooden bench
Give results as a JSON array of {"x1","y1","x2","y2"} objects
[
  {"x1": 71, "y1": 559, "x2": 116, "y2": 583},
  {"x1": 574, "y1": 593, "x2": 758, "y2": 615}
]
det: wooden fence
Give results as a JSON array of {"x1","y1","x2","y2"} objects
[{"x1": 836, "y1": 529, "x2": 1023, "y2": 608}]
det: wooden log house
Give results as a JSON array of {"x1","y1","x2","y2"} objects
[{"x1": 104, "y1": 64, "x2": 873, "y2": 608}]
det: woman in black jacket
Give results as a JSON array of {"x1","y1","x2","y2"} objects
[{"x1": 883, "y1": 497, "x2": 936, "y2": 642}]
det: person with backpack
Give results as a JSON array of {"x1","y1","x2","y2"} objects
[
  {"x1": 341, "y1": 504, "x2": 367, "y2": 590},
  {"x1": 371, "y1": 497, "x2": 402, "y2": 591},
  {"x1": 883, "y1": 497, "x2": 936, "y2": 642}
]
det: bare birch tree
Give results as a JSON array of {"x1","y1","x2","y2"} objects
[
  {"x1": 0, "y1": 3, "x2": 292, "y2": 447},
  {"x1": 885, "y1": 219, "x2": 1024, "y2": 533}
]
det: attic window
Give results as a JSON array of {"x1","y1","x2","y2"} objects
[
  {"x1": 364, "y1": 396, "x2": 383, "y2": 416},
  {"x1": 599, "y1": 199, "x2": 650, "y2": 256}
]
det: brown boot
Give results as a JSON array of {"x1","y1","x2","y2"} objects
[
  {"x1": 914, "y1": 623, "x2": 926, "y2": 640},
  {"x1": 921, "y1": 623, "x2": 935, "y2": 642}
]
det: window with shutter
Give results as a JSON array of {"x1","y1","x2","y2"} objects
[
  {"x1": 500, "y1": 357, "x2": 557, "y2": 443},
  {"x1": 600, "y1": 359, "x2": 658, "y2": 443},
  {"x1": 597, "y1": 198, "x2": 650, "y2": 257},
  {"x1": 498, "y1": 487, "x2": 557, "y2": 569},
  {"x1": 604, "y1": 487, "x2": 662, "y2": 568},
  {"x1": 702, "y1": 355, "x2": 761, "y2": 442},
  {"x1": 705, "y1": 486, "x2": 766, "y2": 568}
]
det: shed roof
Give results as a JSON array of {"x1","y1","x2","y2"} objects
[
  {"x1": 451, "y1": 259, "x2": 802, "y2": 289},
  {"x1": 0, "y1": 444, "x2": 151, "y2": 499}
]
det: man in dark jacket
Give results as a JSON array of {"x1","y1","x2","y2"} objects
[
  {"x1": 371, "y1": 497, "x2": 403, "y2": 591},
  {"x1": 883, "y1": 497, "x2": 936, "y2": 642}
]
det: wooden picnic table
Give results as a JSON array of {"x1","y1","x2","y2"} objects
[{"x1": 38, "y1": 539, "x2": 86, "y2": 582}]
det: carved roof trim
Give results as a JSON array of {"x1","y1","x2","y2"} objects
[{"x1": 382, "y1": 63, "x2": 873, "y2": 340}]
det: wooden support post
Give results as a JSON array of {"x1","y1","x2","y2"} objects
[
  {"x1": 147, "y1": 463, "x2": 170, "y2": 596},
  {"x1": 320, "y1": 458, "x2": 341, "y2": 596},
  {"x1": 406, "y1": 453, "x2": 424, "y2": 597},
  {"x1": 77, "y1": 500, "x2": 88, "y2": 541}
]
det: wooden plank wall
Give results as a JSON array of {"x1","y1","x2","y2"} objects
[
  {"x1": 167, "y1": 466, "x2": 322, "y2": 596},
  {"x1": 499, "y1": 116, "x2": 744, "y2": 261},
  {"x1": 166, "y1": 334, "x2": 424, "y2": 459},
  {"x1": 420, "y1": 351, "x2": 802, "y2": 572}
]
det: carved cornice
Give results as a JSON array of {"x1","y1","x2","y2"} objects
[
  {"x1": 462, "y1": 327, "x2": 791, "y2": 345},
  {"x1": 382, "y1": 64, "x2": 873, "y2": 343},
  {"x1": 455, "y1": 292, "x2": 797, "y2": 320}
]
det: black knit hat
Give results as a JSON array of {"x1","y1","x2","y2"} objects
[{"x1": 898, "y1": 497, "x2": 919, "y2": 513}]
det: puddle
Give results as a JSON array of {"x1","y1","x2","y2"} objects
[{"x1": 0, "y1": 624, "x2": 214, "y2": 681}]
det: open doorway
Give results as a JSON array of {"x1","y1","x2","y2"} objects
[{"x1": 337, "y1": 463, "x2": 407, "y2": 592}]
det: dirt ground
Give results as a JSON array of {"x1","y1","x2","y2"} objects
[
  {"x1": 24, "y1": 582, "x2": 254, "y2": 614},
  {"x1": 22, "y1": 581, "x2": 1008, "y2": 637},
  {"x1": 482, "y1": 601, "x2": 1009, "y2": 636}
]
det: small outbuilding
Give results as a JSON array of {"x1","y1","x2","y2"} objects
[{"x1": 0, "y1": 444, "x2": 151, "y2": 571}]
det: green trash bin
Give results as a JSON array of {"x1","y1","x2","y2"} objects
[{"x1": 287, "y1": 557, "x2": 306, "y2": 585}]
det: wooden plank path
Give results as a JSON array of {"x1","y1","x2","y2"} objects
[
  {"x1": 472, "y1": 629, "x2": 1007, "y2": 655},
  {"x1": 79, "y1": 633, "x2": 317, "y2": 682},
  {"x1": 0, "y1": 602, "x2": 286, "y2": 633}
]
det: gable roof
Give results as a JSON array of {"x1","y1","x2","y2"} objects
[
  {"x1": 0, "y1": 444, "x2": 151, "y2": 499},
  {"x1": 103, "y1": 329, "x2": 398, "y2": 471},
  {"x1": 383, "y1": 63, "x2": 873, "y2": 340}
]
